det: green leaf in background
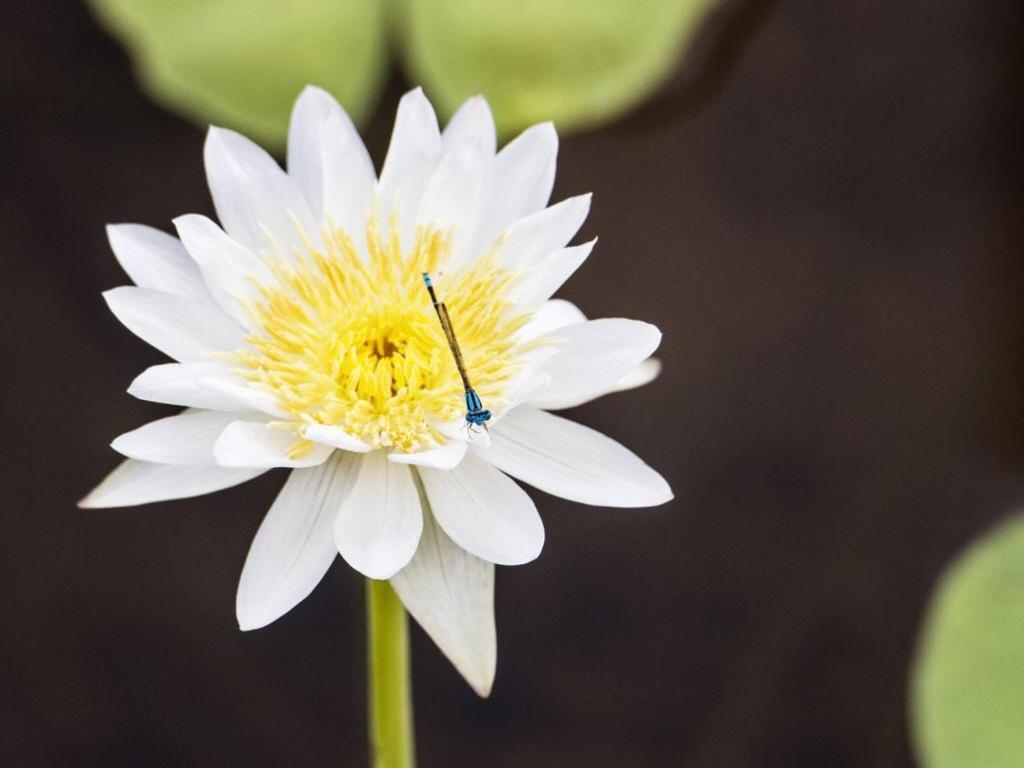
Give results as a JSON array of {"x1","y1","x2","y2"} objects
[
  {"x1": 398, "y1": 0, "x2": 721, "y2": 137},
  {"x1": 89, "y1": 0, "x2": 723, "y2": 145},
  {"x1": 89, "y1": 0, "x2": 387, "y2": 148},
  {"x1": 911, "y1": 517, "x2": 1024, "y2": 768}
]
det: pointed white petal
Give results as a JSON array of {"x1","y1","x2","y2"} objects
[
  {"x1": 204, "y1": 126, "x2": 319, "y2": 258},
  {"x1": 79, "y1": 459, "x2": 263, "y2": 508},
  {"x1": 195, "y1": 375, "x2": 289, "y2": 418},
  {"x1": 376, "y1": 88, "x2": 442, "y2": 249},
  {"x1": 518, "y1": 299, "x2": 587, "y2": 341},
  {"x1": 236, "y1": 452, "x2": 361, "y2": 630},
  {"x1": 482, "y1": 348, "x2": 558, "y2": 425},
  {"x1": 499, "y1": 371, "x2": 553, "y2": 416},
  {"x1": 288, "y1": 86, "x2": 376, "y2": 238},
  {"x1": 474, "y1": 122, "x2": 558, "y2": 252},
  {"x1": 334, "y1": 452, "x2": 422, "y2": 579},
  {"x1": 288, "y1": 87, "x2": 373, "y2": 218},
  {"x1": 415, "y1": 145, "x2": 485, "y2": 264},
  {"x1": 321, "y1": 110, "x2": 377, "y2": 252},
  {"x1": 214, "y1": 421, "x2": 333, "y2": 468},
  {"x1": 388, "y1": 440, "x2": 467, "y2": 470},
  {"x1": 127, "y1": 362, "x2": 281, "y2": 420},
  {"x1": 442, "y1": 95, "x2": 497, "y2": 156},
  {"x1": 522, "y1": 358, "x2": 663, "y2": 412},
  {"x1": 128, "y1": 362, "x2": 251, "y2": 411},
  {"x1": 498, "y1": 194, "x2": 591, "y2": 270},
  {"x1": 106, "y1": 224, "x2": 209, "y2": 299},
  {"x1": 173, "y1": 214, "x2": 275, "y2": 327},
  {"x1": 301, "y1": 423, "x2": 373, "y2": 453},
  {"x1": 111, "y1": 409, "x2": 247, "y2": 465},
  {"x1": 476, "y1": 406, "x2": 672, "y2": 507},
  {"x1": 529, "y1": 319, "x2": 662, "y2": 410},
  {"x1": 420, "y1": 452, "x2": 543, "y2": 566},
  {"x1": 509, "y1": 239, "x2": 595, "y2": 308},
  {"x1": 103, "y1": 287, "x2": 245, "y2": 362},
  {"x1": 612, "y1": 357, "x2": 663, "y2": 393},
  {"x1": 391, "y1": 507, "x2": 496, "y2": 697},
  {"x1": 287, "y1": 86, "x2": 334, "y2": 219}
]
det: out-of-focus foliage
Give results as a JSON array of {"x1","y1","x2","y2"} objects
[
  {"x1": 399, "y1": 0, "x2": 720, "y2": 136},
  {"x1": 90, "y1": 0, "x2": 388, "y2": 147},
  {"x1": 911, "y1": 517, "x2": 1024, "y2": 768},
  {"x1": 89, "y1": 0, "x2": 721, "y2": 146}
]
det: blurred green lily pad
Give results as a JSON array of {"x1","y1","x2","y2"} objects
[
  {"x1": 90, "y1": 0, "x2": 723, "y2": 145},
  {"x1": 911, "y1": 517, "x2": 1024, "y2": 768},
  {"x1": 399, "y1": 0, "x2": 721, "y2": 136},
  {"x1": 89, "y1": 0, "x2": 388, "y2": 148}
]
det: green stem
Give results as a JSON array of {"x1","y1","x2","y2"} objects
[{"x1": 366, "y1": 579, "x2": 415, "y2": 768}]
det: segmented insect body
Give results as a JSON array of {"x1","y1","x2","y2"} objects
[{"x1": 422, "y1": 272, "x2": 492, "y2": 431}]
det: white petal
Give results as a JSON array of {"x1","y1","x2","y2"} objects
[
  {"x1": 509, "y1": 239, "x2": 595, "y2": 308},
  {"x1": 334, "y1": 451, "x2": 422, "y2": 579},
  {"x1": 79, "y1": 459, "x2": 263, "y2": 508},
  {"x1": 518, "y1": 358, "x2": 662, "y2": 413},
  {"x1": 484, "y1": 348, "x2": 558, "y2": 422},
  {"x1": 476, "y1": 406, "x2": 672, "y2": 507},
  {"x1": 433, "y1": 420, "x2": 494, "y2": 450},
  {"x1": 301, "y1": 423, "x2": 373, "y2": 453},
  {"x1": 498, "y1": 194, "x2": 591, "y2": 270},
  {"x1": 415, "y1": 144, "x2": 485, "y2": 265},
  {"x1": 518, "y1": 299, "x2": 587, "y2": 341},
  {"x1": 106, "y1": 224, "x2": 209, "y2": 299},
  {"x1": 376, "y1": 88, "x2": 442, "y2": 249},
  {"x1": 529, "y1": 319, "x2": 662, "y2": 410},
  {"x1": 236, "y1": 452, "x2": 361, "y2": 630},
  {"x1": 128, "y1": 362, "x2": 251, "y2": 411},
  {"x1": 388, "y1": 440, "x2": 467, "y2": 470},
  {"x1": 173, "y1": 214, "x2": 275, "y2": 327},
  {"x1": 464, "y1": 425, "x2": 492, "y2": 448},
  {"x1": 442, "y1": 95, "x2": 496, "y2": 156},
  {"x1": 391, "y1": 508, "x2": 496, "y2": 697},
  {"x1": 195, "y1": 375, "x2": 289, "y2": 418},
  {"x1": 103, "y1": 287, "x2": 244, "y2": 362},
  {"x1": 473, "y1": 122, "x2": 558, "y2": 253},
  {"x1": 111, "y1": 409, "x2": 247, "y2": 465},
  {"x1": 499, "y1": 371, "x2": 553, "y2": 416},
  {"x1": 612, "y1": 357, "x2": 662, "y2": 392},
  {"x1": 420, "y1": 452, "x2": 543, "y2": 566},
  {"x1": 288, "y1": 86, "x2": 376, "y2": 240},
  {"x1": 321, "y1": 110, "x2": 377, "y2": 252},
  {"x1": 214, "y1": 421, "x2": 333, "y2": 468},
  {"x1": 288, "y1": 87, "x2": 374, "y2": 219},
  {"x1": 435, "y1": 416, "x2": 472, "y2": 440},
  {"x1": 204, "y1": 127, "x2": 319, "y2": 258}
]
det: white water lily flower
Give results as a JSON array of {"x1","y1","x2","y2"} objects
[{"x1": 82, "y1": 87, "x2": 671, "y2": 696}]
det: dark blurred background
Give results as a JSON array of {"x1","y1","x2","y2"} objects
[{"x1": 2, "y1": 0, "x2": 1022, "y2": 765}]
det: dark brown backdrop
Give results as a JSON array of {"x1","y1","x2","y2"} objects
[{"x1": 2, "y1": 1, "x2": 1021, "y2": 765}]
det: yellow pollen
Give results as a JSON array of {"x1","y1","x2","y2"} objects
[{"x1": 234, "y1": 219, "x2": 534, "y2": 454}]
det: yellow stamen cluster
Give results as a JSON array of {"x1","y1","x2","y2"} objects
[{"x1": 235, "y1": 220, "x2": 532, "y2": 454}]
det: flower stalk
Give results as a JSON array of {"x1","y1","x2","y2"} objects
[{"x1": 367, "y1": 579, "x2": 415, "y2": 768}]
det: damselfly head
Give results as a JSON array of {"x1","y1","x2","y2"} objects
[{"x1": 464, "y1": 389, "x2": 491, "y2": 424}]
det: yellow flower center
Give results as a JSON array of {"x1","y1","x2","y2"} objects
[{"x1": 235, "y1": 221, "x2": 533, "y2": 454}]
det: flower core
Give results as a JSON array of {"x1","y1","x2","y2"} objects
[{"x1": 236, "y1": 222, "x2": 531, "y2": 453}]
